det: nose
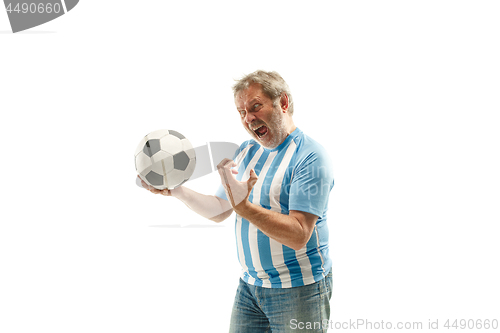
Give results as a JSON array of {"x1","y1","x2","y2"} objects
[{"x1": 244, "y1": 112, "x2": 256, "y2": 124}]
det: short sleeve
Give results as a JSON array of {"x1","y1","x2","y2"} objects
[{"x1": 288, "y1": 149, "x2": 334, "y2": 217}]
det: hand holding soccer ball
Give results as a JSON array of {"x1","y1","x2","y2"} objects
[{"x1": 136, "y1": 175, "x2": 173, "y2": 196}]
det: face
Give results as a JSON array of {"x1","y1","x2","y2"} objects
[{"x1": 235, "y1": 83, "x2": 290, "y2": 149}]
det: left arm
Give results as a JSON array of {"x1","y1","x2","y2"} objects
[
  {"x1": 238, "y1": 202, "x2": 318, "y2": 251},
  {"x1": 217, "y1": 158, "x2": 318, "y2": 250}
]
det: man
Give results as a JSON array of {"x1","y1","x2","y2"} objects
[{"x1": 140, "y1": 70, "x2": 334, "y2": 332}]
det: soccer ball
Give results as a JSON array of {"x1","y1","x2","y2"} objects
[{"x1": 135, "y1": 129, "x2": 196, "y2": 190}]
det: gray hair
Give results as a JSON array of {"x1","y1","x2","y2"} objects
[{"x1": 232, "y1": 70, "x2": 294, "y2": 115}]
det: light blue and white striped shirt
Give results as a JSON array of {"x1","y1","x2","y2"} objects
[{"x1": 215, "y1": 128, "x2": 334, "y2": 288}]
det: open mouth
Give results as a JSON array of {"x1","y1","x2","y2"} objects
[{"x1": 253, "y1": 125, "x2": 269, "y2": 139}]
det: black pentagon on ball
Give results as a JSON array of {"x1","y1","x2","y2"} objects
[
  {"x1": 168, "y1": 130, "x2": 185, "y2": 140},
  {"x1": 145, "y1": 170, "x2": 164, "y2": 186},
  {"x1": 143, "y1": 139, "x2": 161, "y2": 157},
  {"x1": 173, "y1": 151, "x2": 190, "y2": 170}
]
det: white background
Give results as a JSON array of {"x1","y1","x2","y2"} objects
[{"x1": 1, "y1": 1, "x2": 499, "y2": 332}]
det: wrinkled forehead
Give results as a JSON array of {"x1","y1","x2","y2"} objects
[{"x1": 234, "y1": 83, "x2": 268, "y2": 108}]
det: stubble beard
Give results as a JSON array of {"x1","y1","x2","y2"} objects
[{"x1": 248, "y1": 106, "x2": 289, "y2": 149}]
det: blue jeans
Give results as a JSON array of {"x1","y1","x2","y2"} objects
[{"x1": 229, "y1": 270, "x2": 332, "y2": 332}]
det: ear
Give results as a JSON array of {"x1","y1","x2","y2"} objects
[{"x1": 279, "y1": 93, "x2": 289, "y2": 113}]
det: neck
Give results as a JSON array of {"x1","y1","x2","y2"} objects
[{"x1": 286, "y1": 117, "x2": 296, "y2": 135}]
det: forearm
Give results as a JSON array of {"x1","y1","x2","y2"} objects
[
  {"x1": 236, "y1": 202, "x2": 309, "y2": 250},
  {"x1": 171, "y1": 186, "x2": 232, "y2": 222}
]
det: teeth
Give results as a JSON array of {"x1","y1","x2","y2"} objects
[{"x1": 253, "y1": 125, "x2": 267, "y2": 138}]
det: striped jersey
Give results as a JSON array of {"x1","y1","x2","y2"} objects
[{"x1": 215, "y1": 128, "x2": 334, "y2": 288}]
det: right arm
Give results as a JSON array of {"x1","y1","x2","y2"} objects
[
  {"x1": 138, "y1": 176, "x2": 233, "y2": 222},
  {"x1": 172, "y1": 186, "x2": 234, "y2": 222}
]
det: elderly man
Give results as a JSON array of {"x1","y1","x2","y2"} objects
[{"x1": 140, "y1": 70, "x2": 334, "y2": 332}]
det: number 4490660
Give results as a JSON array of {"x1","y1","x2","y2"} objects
[
  {"x1": 6, "y1": 3, "x2": 62, "y2": 14},
  {"x1": 444, "y1": 319, "x2": 498, "y2": 330}
]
